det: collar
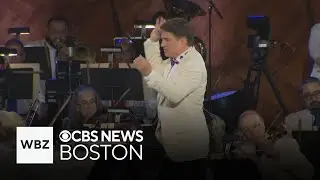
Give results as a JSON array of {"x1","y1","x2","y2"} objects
[
  {"x1": 174, "y1": 46, "x2": 192, "y2": 62},
  {"x1": 44, "y1": 40, "x2": 55, "y2": 50}
]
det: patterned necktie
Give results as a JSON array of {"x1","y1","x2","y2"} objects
[{"x1": 170, "y1": 58, "x2": 179, "y2": 67}]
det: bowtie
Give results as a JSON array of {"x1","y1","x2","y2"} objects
[{"x1": 170, "y1": 58, "x2": 179, "y2": 66}]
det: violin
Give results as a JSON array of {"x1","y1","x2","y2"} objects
[{"x1": 265, "y1": 123, "x2": 289, "y2": 143}]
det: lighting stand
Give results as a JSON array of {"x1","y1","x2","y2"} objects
[
  {"x1": 207, "y1": 0, "x2": 223, "y2": 111},
  {"x1": 243, "y1": 48, "x2": 288, "y2": 116},
  {"x1": 67, "y1": 47, "x2": 74, "y2": 94}
]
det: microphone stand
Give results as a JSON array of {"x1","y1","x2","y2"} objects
[
  {"x1": 67, "y1": 47, "x2": 73, "y2": 94},
  {"x1": 207, "y1": 0, "x2": 223, "y2": 111}
]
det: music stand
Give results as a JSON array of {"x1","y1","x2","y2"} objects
[
  {"x1": 9, "y1": 63, "x2": 40, "y2": 99},
  {"x1": 24, "y1": 47, "x2": 51, "y2": 79},
  {"x1": 8, "y1": 63, "x2": 40, "y2": 113},
  {"x1": 80, "y1": 68, "x2": 144, "y2": 102}
]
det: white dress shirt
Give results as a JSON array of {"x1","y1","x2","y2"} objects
[
  {"x1": 285, "y1": 109, "x2": 318, "y2": 131},
  {"x1": 309, "y1": 23, "x2": 320, "y2": 79}
]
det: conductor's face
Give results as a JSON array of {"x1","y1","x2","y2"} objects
[
  {"x1": 77, "y1": 90, "x2": 97, "y2": 119},
  {"x1": 161, "y1": 31, "x2": 188, "y2": 58}
]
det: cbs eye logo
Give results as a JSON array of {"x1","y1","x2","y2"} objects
[{"x1": 59, "y1": 130, "x2": 71, "y2": 143}]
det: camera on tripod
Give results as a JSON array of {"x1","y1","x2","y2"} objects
[{"x1": 247, "y1": 16, "x2": 272, "y2": 49}]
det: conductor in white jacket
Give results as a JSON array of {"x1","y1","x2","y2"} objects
[{"x1": 134, "y1": 17, "x2": 209, "y2": 179}]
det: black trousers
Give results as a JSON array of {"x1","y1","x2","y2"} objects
[{"x1": 157, "y1": 157, "x2": 207, "y2": 180}]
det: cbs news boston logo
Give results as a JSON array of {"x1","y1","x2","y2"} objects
[{"x1": 16, "y1": 127, "x2": 144, "y2": 164}]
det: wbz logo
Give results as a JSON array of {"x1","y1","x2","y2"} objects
[
  {"x1": 16, "y1": 127, "x2": 54, "y2": 164},
  {"x1": 20, "y1": 139, "x2": 50, "y2": 149}
]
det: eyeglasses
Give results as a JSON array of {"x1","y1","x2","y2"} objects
[
  {"x1": 302, "y1": 90, "x2": 320, "y2": 100},
  {"x1": 77, "y1": 98, "x2": 96, "y2": 107}
]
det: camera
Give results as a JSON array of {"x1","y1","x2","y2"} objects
[{"x1": 247, "y1": 16, "x2": 271, "y2": 49}]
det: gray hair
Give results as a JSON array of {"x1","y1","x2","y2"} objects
[
  {"x1": 298, "y1": 77, "x2": 320, "y2": 94},
  {"x1": 67, "y1": 86, "x2": 102, "y2": 129}
]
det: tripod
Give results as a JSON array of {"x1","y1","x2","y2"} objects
[{"x1": 243, "y1": 48, "x2": 288, "y2": 116}]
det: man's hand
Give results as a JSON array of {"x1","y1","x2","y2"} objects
[
  {"x1": 150, "y1": 17, "x2": 166, "y2": 42},
  {"x1": 134, "y1": 55, "x2": 152, "y2": 76}
]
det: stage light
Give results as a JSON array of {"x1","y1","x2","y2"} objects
[
  {"x1": 0, "y1": 47, "x2": 17, "y2": 57},
  {"x1": 8, "y1": 27, "x2": 30, "y2": 38}
]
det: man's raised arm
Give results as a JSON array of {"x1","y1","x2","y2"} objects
[{"x1": 144, "y1": 39, "x2": 165, "y2": 73}]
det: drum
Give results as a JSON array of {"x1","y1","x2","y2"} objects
[{"x1": 204, "y1": 90, "x2": 250, "y2": 133}]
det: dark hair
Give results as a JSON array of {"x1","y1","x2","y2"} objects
[
  {"x1": 152, "y1": 11, "x2": 167, "y2": 24},
  {"x1": 5, "y1": 38, "x2": 24, "y2": 49},
  {"x1": 67, "y1": 86, "x2": 103, "y2": 129},
  {"x1": 298, "y1": 77, "x2": 320, "y2": 93},
  {"x1": 47, "y1": 16, "x2": 68, "y2": 28},
  {"x1": 160, "y1": 18, "x2": 194, "y2": 46}
]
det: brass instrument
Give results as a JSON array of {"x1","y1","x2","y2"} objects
[
  {"x1": 194, "y1": 37, "x2": 207, "y2": 61},
  {"x1": 25, "y1": 99, "x2": 40, "y2": 126},
  {"x1": 72, "y1": 43, "x2": 96, "y2": 63}
]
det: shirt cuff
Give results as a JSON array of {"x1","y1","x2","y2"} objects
[{"x1": 144, "y1": 70, "x2": 156, "y2": 81}]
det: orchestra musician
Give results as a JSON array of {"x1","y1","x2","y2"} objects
[
  {"x1": 5, "y1": 38, "x2": 26, "y2": 63},
  {"x1": 0, "y1": 110, "x2": 94, "y2": 179},
  {"x1": 236, "y1": 110, "x2": 313, "y2": 180},
  {"x1": 63, "y1": 85, "x2": 103, "y2": 129},
  {"x1": 4, "y1": 39, "x2": 39, "y2": 117},
  {"x1": 285, "y1": 77, "x2": 320, "y2": 131},
  {"x1": 134, "y1": 17, "x2": 209, "y2": 179},
  {"x1": 0, "y1": 110, "x2": 28, "y2": 179},
  {"x1": 25, "y1": 16, "x2": 70, "y2": 124},
  {"x1": 26, "y1": 16, "x2": 69, "y2": 78},
  {"x1": 285, "y1": 77, "x2": 320, "y2": 179}
]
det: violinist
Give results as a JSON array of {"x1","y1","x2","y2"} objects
[
  {"x1": 285, "y1": 77, "x2": 320, "y2": 131},
  {"x1": 236, "y1": 110, "x2": 313, "y2": 180},
  {"x1": 63, "y1": 85, "x2": 103, "y2": 130}
]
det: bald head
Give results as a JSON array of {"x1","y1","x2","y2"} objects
[{"x1": 238, "y1": 110, "x2": 265, "y2": 139}]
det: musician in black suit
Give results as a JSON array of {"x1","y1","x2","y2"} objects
[{"x1": 5, "y1": 39, "x2": 26, "y2": 64}]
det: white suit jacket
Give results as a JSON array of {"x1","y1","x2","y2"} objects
[{"x1": 143, "y1": 39, "x2": 209, "y2": 162}]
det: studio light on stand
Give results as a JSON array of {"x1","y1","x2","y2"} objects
[
  {"x1": 244, "y1": 16, "x2": 288, "y2": 117},
  {"x1": 8, "y1": 27, "x2": 30, "y2": 39}
]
